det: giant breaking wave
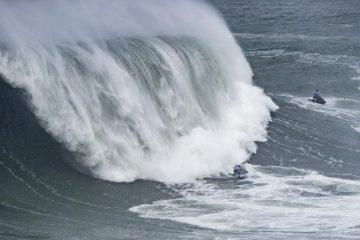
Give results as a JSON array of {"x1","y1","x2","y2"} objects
[{"x1": 0, "y1": 0, "x2": 277, "y2": 182}]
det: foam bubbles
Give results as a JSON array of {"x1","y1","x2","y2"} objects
[{"x1": 130, "y1": 165, "x2": 360, "y2": 237}]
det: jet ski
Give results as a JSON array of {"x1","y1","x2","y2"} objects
[{"x1": 308, "y1": 96, "x2": 326, "y2": 105}]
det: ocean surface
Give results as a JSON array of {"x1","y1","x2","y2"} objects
[{"x1": 0, "y1": 0, "x2": 360, "y2": 239}]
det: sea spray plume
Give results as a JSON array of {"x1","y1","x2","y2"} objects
[
  {"x1": 0, "y1": 0, "x2": 251, "y2": 84},
  {"x1": 0, "y1": 0, "x2": 277, "y2": 182}
]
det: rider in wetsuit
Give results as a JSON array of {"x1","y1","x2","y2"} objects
[
  {"x1": 313, "y1": 89, "x2": 319, "y2": 101},
  {"x1": 233, "y1": 165, "x2": 241, "y2": 175}
]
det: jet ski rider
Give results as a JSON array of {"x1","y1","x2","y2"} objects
[
  {"x1": 313, "y1": 89, "x2": 320, "y2": 101},
  {"x1": 233, "y1": 165, "x2": 241, "y2": 176}
]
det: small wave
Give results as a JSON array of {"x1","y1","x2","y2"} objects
[
  {"x1": 297, "y1": 53, "x2": 360, "y2": 76},
  {"x1": 351, "y1": 76, "x2": 360, "y2": 81},
  {"x1": 246, "y1": 49, "x2": 360, "y2": 70},
  {"x1": 233, "y1": 32, "x2": 349, "y2": 41},
  {"x1": 245, "y1": 49, "x2": 296, "y2": 58},
  {"x1": 342, "y1": 24, "x2": 358, "y2": 28},
  {"x1": 246, "y1": 49, "x2": 360, "y2": 83},
  {"x1": 352, "y1": 126, "x2": 360, "y2": 134}
]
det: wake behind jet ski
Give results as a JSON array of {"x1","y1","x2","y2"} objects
[{"x1": 308, "y1": 89, "x2": 326, "y2": 104}]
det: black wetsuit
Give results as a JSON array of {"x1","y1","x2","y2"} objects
[
  {"x1": 313, "y1": 91, "x2": 319, "y2": 101},
  {"x1": 233, "y1": 165, "x2": 241, "y2": 175}
]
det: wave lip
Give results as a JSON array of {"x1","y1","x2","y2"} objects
[{"x1": 0, "y1": 0, "x2": 277, "y2": 183}]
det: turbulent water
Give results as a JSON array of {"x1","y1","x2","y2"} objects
[
  {"x1": 0, "y1": 0, "x2": 275, "y2": 183},
  {"x1": 1, "y1": 0, "x2": 360, "y2": 239}
]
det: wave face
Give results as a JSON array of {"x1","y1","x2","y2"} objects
[{"x1": 0, "y1": 0, "x2": 276, "y2": 182}]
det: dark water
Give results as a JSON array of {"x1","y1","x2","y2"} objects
[
  {"x1": 219, "y1": 0, "x2": 360, "y2": 177},
  {"x1": 1, "y1": 1, "x2": 360, "y2": 239}
]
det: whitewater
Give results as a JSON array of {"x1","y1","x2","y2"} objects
[{"x1": 0, "y1": 0, "x2": 276, "y2": 182}]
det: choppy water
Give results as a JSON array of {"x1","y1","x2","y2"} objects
[{"x1": 1, "y1": 0, "x2": 360, "y2": 239}]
